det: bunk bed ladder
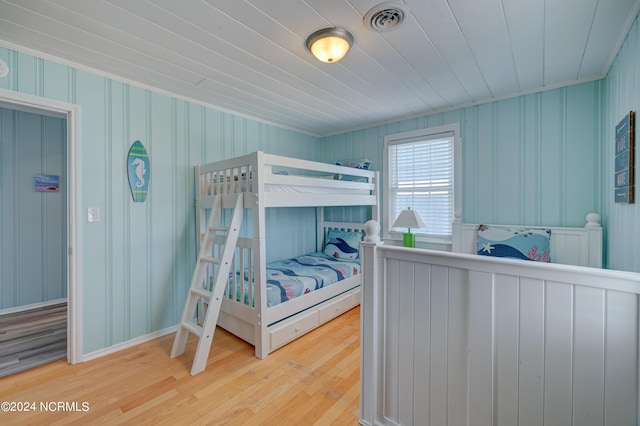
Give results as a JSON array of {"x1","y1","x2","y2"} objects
[{"x1": 170, "y1": 193, "x2": 243, "y2": 375}]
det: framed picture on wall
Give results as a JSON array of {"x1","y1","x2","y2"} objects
[
  {"x1": 34, "y1": 174, "x2": 60, "y2": 192},
  {"x1": 614, "y1": 111, "x2": 634, "y2": 204}
]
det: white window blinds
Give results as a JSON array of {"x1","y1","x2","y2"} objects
[{"x1": 388, "y1": 132, "x2": 454, "y2": 237}]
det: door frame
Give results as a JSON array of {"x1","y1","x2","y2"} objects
[{"x1": 0, "y1": 88, "x2": 82, "y2": 364}]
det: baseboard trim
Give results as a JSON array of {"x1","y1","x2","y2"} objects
[
  {"x1": 0, "y1": 299, "x2": 67, "y2": 316},
  {"x1": 82, "y1": 325, "x2": 178, "y2": 362}
]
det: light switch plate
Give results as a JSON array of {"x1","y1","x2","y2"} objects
[{"x1": 87, "y1": 207, "x2": 100, "y2": 223}]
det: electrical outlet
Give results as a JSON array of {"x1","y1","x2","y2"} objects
[{"x1": 87, "y1": 207, "x2": 100, "y2": 223}]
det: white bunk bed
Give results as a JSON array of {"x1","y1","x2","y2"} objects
[{"x1": 195, "y1": 151, "x2": 378, "y2": 359}]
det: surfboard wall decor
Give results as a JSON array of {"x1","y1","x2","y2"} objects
[{"x1": 127, "y1": 140, "x2": 150, "y2": 202}]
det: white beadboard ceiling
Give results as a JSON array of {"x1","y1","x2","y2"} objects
[{"x1": 0, "y1": 0, "x2": 638, "y2": 136}]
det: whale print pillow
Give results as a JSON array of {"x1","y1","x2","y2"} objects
[
  {"x1": 334, "y1": 158, "x2": 372, "y2": 181},
  {"x1": 477, "y1": 225, "x2": 551, "y2": 262},
  {"x1": 324, "y1": 230, "x2": 363, "y2": 259},
  {"x1": 335, "y1": 158, "x2": 372, "y2": 170}
]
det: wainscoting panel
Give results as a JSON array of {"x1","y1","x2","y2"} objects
[{"x1": 360, "y1": 244, "x2": 640, "y2": 426}]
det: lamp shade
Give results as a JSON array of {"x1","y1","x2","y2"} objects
[
  {"x1": 306, "y1": 28, "x2": 354, "y2": 63},
  {"x1": 392, "y1": 208, "x2": 426, "y2": 230}
]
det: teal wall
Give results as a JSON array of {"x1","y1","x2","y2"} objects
[
  {"x1": 321, "y1": 82, "x2": 602, "y2": 233},
  {"x1": 603, "y1": 14, "x2": 640, "y2": 273},
  {"x1": 0, "y1": 48, "x2": 319, "y2": 354}
]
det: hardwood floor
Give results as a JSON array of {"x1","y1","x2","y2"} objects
[
  {"x1": 0, "y1": 306, "x2": 361, "y2": 425},
  {"x1": 0, "y1": 302, "x2": 67, "y2": 378}
]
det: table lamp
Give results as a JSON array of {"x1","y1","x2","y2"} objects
[{"x1": 392, "y1": 207, "x2": 426, "y2": 248}]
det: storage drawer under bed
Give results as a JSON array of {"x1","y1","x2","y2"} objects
[
  {"x1": 318, "y1": 290, "x2": 359, "y2": 323},
  {"x1": 268, "y1": 288, "x2": 360, "y2": 351},
  {"x1": 269, "y1": 309, "x2": 319, "y2": 350}
]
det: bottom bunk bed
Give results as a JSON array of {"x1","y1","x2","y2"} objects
[{"x1": 216, "y1": 221, "x2": 365, "y2": 356}]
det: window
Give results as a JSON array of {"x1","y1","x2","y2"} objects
[{"x1": 384, "y1": 124, "x2": 461, "y2": 243}]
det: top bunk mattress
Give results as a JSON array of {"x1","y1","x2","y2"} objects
[
  {"x1": 197, "y1": 152, "x2": 378, "y2": 207},
  {"x1": 264, "y1": 182, "x2": 369, "y2": 194}
]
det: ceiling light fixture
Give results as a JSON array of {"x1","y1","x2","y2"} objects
[{"x1": 306, "y1": 27, "x2": 354, "y2": 63}]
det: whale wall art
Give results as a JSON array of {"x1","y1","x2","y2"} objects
[{"x1": 127, "y1": 140, "x2": 150, "y2": 202}]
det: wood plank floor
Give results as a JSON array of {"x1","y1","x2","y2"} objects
[
  {"x1": 0, "y1": 306, "x2": 361, "y2": 425},
  {"x1": 0, "y1": 302, "x2": 67, "y2": 378}
]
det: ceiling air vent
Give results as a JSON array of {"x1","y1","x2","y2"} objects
[{"x1": 363, "y1": 2, "x2": 409, "y2": 32}]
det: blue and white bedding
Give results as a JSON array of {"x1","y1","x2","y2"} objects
[
  {"x1": 476, "y1": 225, "x2": 551, "y2": 262},
  {"x1": 228, "y1": 253, "x2": 361, "y2": 307}
]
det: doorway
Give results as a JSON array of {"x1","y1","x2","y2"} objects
[
  {"x1": 0, "y1": 88, "x2": 82, "y2": 367},
  {"x1": 0, "y1": 107, "x2": 67, "y2": 376}
]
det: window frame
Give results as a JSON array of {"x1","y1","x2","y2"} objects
[{"x1": 383, "y1": 123, "x2": 461, "y2": 245}]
